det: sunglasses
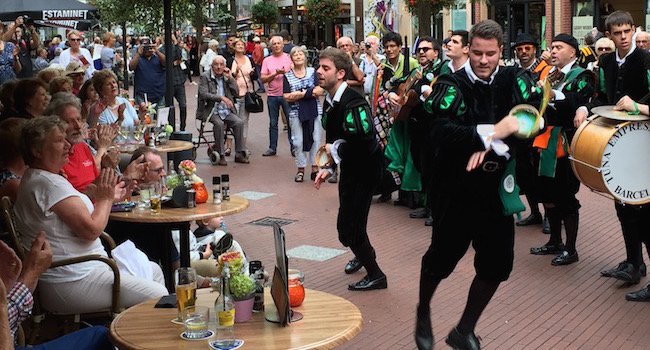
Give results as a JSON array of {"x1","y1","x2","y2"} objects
[
  {"x1": 597, "y1": 47, "x2": 612, "y2": 52},
  {"x1": 417, "y1": 47, "x2": 433, "y2": 53},
  {"x1": 69, "y1": 38, "x2": 82, "y2": 42},
  {"x1": 515, "y1": 45, "x2": 535, "y2": 52}
]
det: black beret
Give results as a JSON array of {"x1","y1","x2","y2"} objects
[{"x1": 552, "y1": 33, "x2": 579, "y2": 54}]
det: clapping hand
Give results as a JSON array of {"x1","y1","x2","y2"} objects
[{"x1": 0, "y1": 241, "x2": 22, "y2": 291}]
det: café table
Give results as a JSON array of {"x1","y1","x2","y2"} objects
[
  {"x1": 119, "y1": 140, "x2": 194, "y2": 154},
  {"x1": 109, "y1": 195, "x2": 249, "y2": 290},
  {"x1": 110, "y1": 288, "x2": 363, "y2": 349}
]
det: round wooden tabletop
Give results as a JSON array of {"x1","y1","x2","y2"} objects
[
  {"x1": 119, "y1": 140, "x2": 194, "y2": 154},
  {"x1": 110, "y1": 288, "x2": 363, "y2": 350},
  {"x1": 109, "y1": 195, "x2": 249, "y2": 223}
]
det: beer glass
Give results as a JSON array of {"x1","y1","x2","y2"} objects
[
  {"x1": 149, "y1": 182, "x2": 162, "y2": 214},
  {"x1": 175, "y1": 267, "x2": 197, "y2": 322}
]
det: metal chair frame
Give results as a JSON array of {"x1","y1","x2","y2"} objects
[{"x1": 1, "y1": 196, "x2": 122, "y2": 345}]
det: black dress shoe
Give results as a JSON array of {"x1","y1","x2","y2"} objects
[
  {"x1": 415, "y1": 304, "x2": 433, "y2": 350},
  {"x1": 542, "y1": 217, "x2": 550, "y2": 234},
  {"x1": 410, "y1": 207, "x2": 429, "y2": 219},
  {"x1": 551, "y1": 251, "x2": 579, "y2": 266},
  {"x1": 602, "y1": 261, "x2": 647, "y2": 278},
  {"x1": 613, "y1": 263, "x2": 641, "y2": 284},
  {"x1": 348, "y1": 275, "x2": 387, "y2": 291},
  {"x1": 377, "y1": 193, "x2": 392, "y2": 203},
  {"x1": 516, "y1": 212, "x2": 542, "y2": 226},
  {"x1": 424, "y1": 217, "x2": 433, "y2": 227},
  {"x1": 530, "y1": 242, "x2": 566, "y2": 255},
  {"x1": 445, "y1": 327, "x2": 481, "y2": 350},
  {"x1": 625, "y1": 285, "x2": 650, "y2": 302},
  {"x1": 344, "y1": 257, "x2": 363, "y2": 274}
]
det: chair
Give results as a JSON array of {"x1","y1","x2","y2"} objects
[{"x1": 0, "y1": 196, "x2": 122, "y2": 345}]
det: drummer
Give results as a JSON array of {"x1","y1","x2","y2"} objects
[
  {"x1": 613, "y1": 95, "x2": 650, "y2": 302},
  {"x1": 528, "y1": 34, "x2": 595, "y2": 266},
  {"x1": 575, "y1": 11, "x2": 650, "y2": 289}
]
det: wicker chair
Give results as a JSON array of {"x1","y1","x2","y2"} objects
[{"x1": 0, "y1": 196, "x2": 122, "y2": 345}]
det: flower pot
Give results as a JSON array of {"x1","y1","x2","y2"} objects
[{"x1": 233, "y1": 296, "x2": 254, "y2": 323}]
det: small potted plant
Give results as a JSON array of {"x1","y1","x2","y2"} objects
[{"x1": 217, "y1": 252, "x2": 255, "y2": 323}]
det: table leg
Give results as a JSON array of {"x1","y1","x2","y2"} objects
[
  {"x1": 161, "y1": 223, "x2": 174, "y2": 292},
  {"x1": 174, "y1": 221, "x2": 191, "y2": 268}
]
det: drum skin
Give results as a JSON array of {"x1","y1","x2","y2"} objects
[{"x1": 571, "y1": 116, "x2": 650, "y2": 205}]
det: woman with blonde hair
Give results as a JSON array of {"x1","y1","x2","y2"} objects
[
  {"x1": 59, "y1": 30, "x2": 94, "y2": 79},
  {"x1": 200, "y1": 39, "x2": 219, "y2": 73},
  {"x1": 231, "y1": 38, "x2": 257, "y2": 149},
  {"x1": 587, "y1": 37, "x2": 615, "y2": 71},
  {"x1": 90, "y1": 69, "x2": 144, "y2": 127}
]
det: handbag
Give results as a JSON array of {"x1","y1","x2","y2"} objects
[{"x1": 241, "y1": 69, "x2": 264, "y2": 113}]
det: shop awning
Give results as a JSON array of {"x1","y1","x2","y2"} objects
[{"x1": 1, "y1": 0, "x2": 99, "y2": 30}]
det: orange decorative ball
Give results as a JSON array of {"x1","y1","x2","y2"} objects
[
  {"x1": 288, "y1": 278, "x2": 305, "y2": 307},
  {"x1": 193, "y1": 182, "x2": 208, "y2": 204}
]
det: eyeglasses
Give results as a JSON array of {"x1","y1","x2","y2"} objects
[
  {"x1": 515, "y1": 45, "x2": 535, "y2": 52},
  {"x1": 597, "y1": 47, "x2": 613, "y2": 52},
  {"x1": 417, "y1": 47, "x2": 433, "y2": 53},
  {"x1": 149, "y1": 167, "x2": 165, "y2": 174}
]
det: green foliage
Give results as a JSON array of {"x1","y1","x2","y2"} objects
[
  {"x1": 404, "y1": 0, "x2": 457, "y2": 15},
  {"x1": 251, "y1": 1, "x2": 279, "y2": 26},
  {"x1": 93, "y1": 0, "x2": 231, "y2": 35},
  {"x1": 229, "y1": 274, "x2": 255, "y2": 300},
  {"x1": 304, "y1": 0, "x2": 342, "y2": 25}
]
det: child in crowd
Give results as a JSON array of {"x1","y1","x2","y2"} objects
[{"x1": 172, "y1": 216, "x2": 248, "y2": 285}]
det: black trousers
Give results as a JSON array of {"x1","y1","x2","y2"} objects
[
  {"x1": 615, "y1": 203, "x2": 650, "y2": 267},
  {"x1": 422, "y1": 203, "x2": 515, "y2": 282},
  {"x1": 336, "y1": 153, "x2": 381, "y2": 247}
]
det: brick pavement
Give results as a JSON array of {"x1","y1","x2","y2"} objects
[{"x1": 177, "y1": 81, "x2": 650, "y2": 349}]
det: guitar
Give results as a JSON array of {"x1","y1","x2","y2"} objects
[{"x1": 393, "y1": 61, "x2": 432, "y2": 121}]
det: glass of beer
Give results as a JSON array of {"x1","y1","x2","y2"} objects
[
  {"x1": 149, "y1": 182, "x2": 162, "y2": 214},
  {"x1": 175, "y1": 267, "x2": 197, "y2": 322}
]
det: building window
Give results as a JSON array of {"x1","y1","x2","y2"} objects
[{"x1": 450, "y1": 0, "x2": 467, "y2": 31}]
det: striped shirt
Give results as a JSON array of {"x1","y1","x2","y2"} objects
[
  {"x1": 282, "y1": 67, "x2": 322, "y2": 119},
  {"x1": 7, "y1": 282, "x2": 33, "y2": 341}
]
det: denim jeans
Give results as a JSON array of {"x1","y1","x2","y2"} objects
[
  {"x1": 16, "y1": 326, "x2": 113, "y2": 350},
  {"x1": 267, "y1": 96, "x2": 291, "y2": 152}
]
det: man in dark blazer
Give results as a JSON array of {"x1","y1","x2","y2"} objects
[{"x1": 197, "y1": 55, "x2": 249, "y2": 165}]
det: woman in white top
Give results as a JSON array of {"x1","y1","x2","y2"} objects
[
  {"x1": 231, "y1": 38, "x2": 257, "y2": 146},
  {"x1": 200, "y1": 40, "x2": 219, "y2": 74},
  {"x1": 13, "y1": 116, "x2": 167, "y2": 314},
  {"x1": 89, "y1": 70, "x2": 143, "y2": 127},
  {"x1": 58, "y1": 30, "x2": 95, "y2": 80}
]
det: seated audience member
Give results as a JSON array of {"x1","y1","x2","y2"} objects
[
  {"x1": 90, "y1": 70, "x2": 144, "y2": 127},
  {"x1": 13, "y1": 78, "x2": 49, "y2": 119},
  {"x1": 48, "y1": 76, "x2": 73, "y2": 96},
  {"x1": 13, "y1": 116, "x2": 167, "y2": 314},
  {"x1": 65, "y1": 61, "x2": 86, "y2": 96},
  {"x1": 78, "y1": 80, "x2": 99, "y2": 126},
  {"x1": 106, "y1": 147, "x2": 173, "y2": 265},
  {"x1": 0, "y1": 80, "x2": 18, "y2": 121},
  {"x1": 172, "y1": 217, "x2": 248, "y2": 279},
  {"x1": 0, "y1": 118, "x2": 26, "y2": 201},
  {"x1": 197, "y1": 55, "x2": 248, "y2": 166},
  {"x1": 1, "y1": 237, "x2": 114, "y2": 350}
]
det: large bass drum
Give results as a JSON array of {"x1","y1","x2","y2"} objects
[{"x1": 570, "y1": 115, "x2": 650, "y2": 205}]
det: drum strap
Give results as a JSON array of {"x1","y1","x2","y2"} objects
[{"x1": 499, "y1": 159, "x2": 526, "y2": 216}]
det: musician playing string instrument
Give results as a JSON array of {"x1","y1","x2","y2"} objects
[
  {"x1": 415, "y1": 20, "x2": 540, "y2": 350},
  {"x1": 384, "y1": 37, "x2": 446, "y2": 225},
  {"x1": 528, "y1": 34, "x2": 595, "y2": 266},
  {"x1": 577, "y1": 11, "x2": 650, "y2": 295}
]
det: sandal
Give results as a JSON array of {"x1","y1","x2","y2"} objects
[{"x1": 294, "y1": 171, "x2": 304, "y2": 182}]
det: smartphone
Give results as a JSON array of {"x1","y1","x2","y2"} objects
[
  {"x1": 79, "y1": 55, "x2": 89, "y2": 66},
  {"x1": 111, "y1": 202, "x2": 135, "y2": 212}
]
